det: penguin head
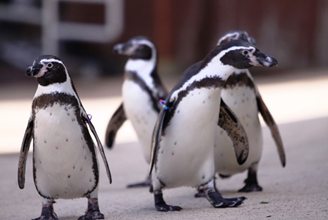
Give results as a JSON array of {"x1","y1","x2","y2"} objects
[
  {"x1": 218, "y1": 30, "x2": 256, "y2": 46},
  {"x1": 218, "y1": 40, "x2": 277, "y2": 69},
  {"x1": 112, "y1": 36, "x2": 156, "y2": 60},
  {"x1": 26, "y1": 55, "x2": 68, "y2": 86}
]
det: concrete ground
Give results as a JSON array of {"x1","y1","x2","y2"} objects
[{"x1": 0, "y1": 68, "x2": 328, "y2": 219}]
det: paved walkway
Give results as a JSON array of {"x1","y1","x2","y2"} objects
[{"x1": 0, "y1": 68, "x2": 328, "y2": 219}]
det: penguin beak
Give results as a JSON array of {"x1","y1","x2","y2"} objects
[
  {"x1": 252, "y1": 50, "x2": 278, "y2": 67},
  {"x1": 113, "y1": 42, "x2": 136, "y2": 55},
  {"x1": 26, "y1": 64, "x2": 43, "y2": 77},
  {"x1": 113, "y1": 43, "x2": 124, "y2": 54}
]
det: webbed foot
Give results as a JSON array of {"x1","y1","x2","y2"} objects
[
  {"x1": 33, "y1": 199, "x2": 58, "y2": 220},
  {"x1": 127, "y1": 175, "x2": 151, "y2": 188},
  {"x1": 154, "y1": 192, "x2": 182, "y2": 212},
  {"x1": 238, "y1": 182, "x2": 262, "y2": 192},
  {"x1": 238, "y1": 169, "x2": 262, "y2": 192},
  {"x1": 78, "y1": 197, "x2": 104, "y2": 220},
  {"x1": 205, "y1": 189, "x2": 246, "y2": 208}
]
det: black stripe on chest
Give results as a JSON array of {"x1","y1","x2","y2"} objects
[
  {"x1": 125, "y1": 71, "x2": 162, "y2": 113},
  {"x1": 32, "y1": 92, "x2": 99, "y2": 198},
  {"x1": 162, "y1": 76, "x2": 225, "y2": 134}
]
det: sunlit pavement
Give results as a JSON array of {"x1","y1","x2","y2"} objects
[{"x1": 0, "y1": 69, "x2": 328, "y2": 219}]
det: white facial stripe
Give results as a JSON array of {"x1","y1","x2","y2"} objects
[{"x1": 170, "y1": 46, "x2": 254, "y2": 101}]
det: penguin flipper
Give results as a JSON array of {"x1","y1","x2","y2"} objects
[
  {"x1": 149, "y1": 108, "x2": 166, "y2": 175},
  {"x1": 218, "y1": 99, "x2": 249, "y2": 165},
  {"x1": 85, "y1": 116, "x2": 112, "y2": 184},
  {"x1": 105, "y1": 103, "x2": 127, "y2": 149},
  {"x1": 256, "y1": 95, "x2": 286, "y2": 167},
  {"x1": 18, "y1": 118, "x2": 34, "y2": 189}
]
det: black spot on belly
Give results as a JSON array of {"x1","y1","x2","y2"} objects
[
  {"x1": 174, "y1": 141, "x2": 177, "y2": 145},
  {"x1": 177, "y1": 110, "x2": 180, "y2": 113},
  {"x1": 171, "y1": 152, "x2": 174, "y2": 156},
  {"x1": 85, "y1": 156, "x2": 87, "y2": 160},
  {"x1": 39, "y1": 160, "x2": 41, "y2": 164},
  {"x1": 66, "y1": 138, "x2": 68, "y2": 142},
  {"x1": 67, "y1": 112, "x2": 70, "y2": 116},
  {"x1": 242, "y1": 99, "x2": 245, "y2": 103},
  {"x1": 203, "y1": 101, "x2": 205, "y2": 104},
  {"x1": 220, "y1": 131, "x2": 224, "y2": 135},
  {"x1": 202, "y1": 175, "x2": 205, "y2": 179},
  {"x1": 56, "y1": 194, "x2": 59, "y2": 197},
  {"x1": 234, "y1": 101, "x2": 237, "y2": 105},
  {"x1": 56, "y1": 146, "x2": 59, "y2": 150},
  {"x1": 161, "y1": 150, "x2": 164, "y2": 154},
  {"x1": 72, "y1": 118, "x2": 76, "y2": 122},
  {"x1": 44, "y1": 140, "x2": 47, "y2": 144},
  {"x1": 89, "y1": 179, "x2": 92, "y2": 182},
  {"x1": 50, "y1": 113, "x2": 52, "y2": 116},
  {"x1": 80, "y1": 167, "x2": 83, "y2": 171},
  {"x1": 221, "y1": 154, "x2": 224, "y2": 157},
  {"x1": 68, "y1": 175, "x2": 71, "y2": 178},
  {"x1": 73, "y1": 166, "x2": 75, "y2": 169}
]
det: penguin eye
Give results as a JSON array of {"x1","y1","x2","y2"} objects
[
  {"x1": 243, "y1": 51, "x2": 248, "y2": 55},
  {"x1": 46, "y1": 63, "x2": 53, "y2": 69}
]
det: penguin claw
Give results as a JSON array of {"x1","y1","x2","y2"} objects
[
  {"x1": 155, "y1": 203, "x2": 182, "y2": 212},
  {"x1": 205, "y1": 190, "x2": 246, "y2": 208},
  {"x1": 194, "y1": 190, "x2": 206, "y2": 198},
  {"x1": 78, "y1": 211, "x2": 104, "y2": 220},
  {"x1": 32, "y1": 216, "x2": 58, "y2": 220},
  {"x1": 127, "y1": 180, "x2": 151, "y2": 188},
  {"x1": 154, "y1": 192, "x2": 182, "y2": 212},
  {"x1": 238, "y1": 182, "x2": 263, "y2": 192}
]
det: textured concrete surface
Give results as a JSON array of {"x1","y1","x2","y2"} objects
[{"x1": 0, "y1": 68, "x2": 328, "y2": 219}]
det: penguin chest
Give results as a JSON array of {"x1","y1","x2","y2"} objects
[
  {"x1": 155, "y1": 88, "x2": 221, "y2": 188},
  {"x1": 122, "y1": 80, "x2": 158, "y2": 163},
  {"x1": 33, "y1": 103, "x2": 97, "y2": 199},
  {"x1": 215, "y1": 86, "x2": 263, "y2": 175}
]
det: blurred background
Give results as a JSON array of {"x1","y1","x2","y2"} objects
[
  {"x1": 0, "y1": 0, "x2": 328, "y2": 153},
  {"x1": 1, "y1": 0, "x2": 328, "y2": 82}
]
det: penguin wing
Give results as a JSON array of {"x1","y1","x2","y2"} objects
[
  {"x1": 105, "y1": 103, "x2": 127, "y2": 149},
  {"x1": 256, "y1": 93, "x2": 286, "y2": 167},
  {"x1": 149, "y1": 107, "x2": 166, "y2": 175},
  {"x1": 84, "y1": 116, "x2": 113, "y2": 184},
  {"x1": 218, "y1": 99, "x2": 249, "y2": 165},
  {"x1": 18, "y1": 118, "x2": 34, "y2": 189}
]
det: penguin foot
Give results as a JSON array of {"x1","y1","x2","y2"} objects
[
  {"x1": 238, "y1": 168, "x2": 263, "y2": 192},
  {"x1": 205, "y1": 189, "x2": 246, "y2": 208},
  {"x1": 127, "y1": 175, "x2": 151, "y2": 188},
  {"x1": 154, "y1": 192, "x2": 182, "y2": 212},
  {"x1": 78, "y1": 197, "x2": 104, "y2": 220},
  {"x1": 127, "y1": 180, "x2": 151, "y2": 188},
  {"x1": 33, "y1": 199, "x2": 58, "y2": 220},
  {"x1": 238, "y1": 182, "x2": 263, "y2": 192},
  {"x1": 194, "y1": 188, "x2": 206, "y2": 198}
]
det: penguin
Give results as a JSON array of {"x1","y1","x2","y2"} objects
[
  {"x1": 18, "y1": 55, "x2": 112, "y2": 220},
  {"x1": 149, "y1": 39, "x2": 278, "y2": 211},
  {"x1": 105, "y1": 36, "x2": 168, "y2": 188},
  {"x1": 212, "y1": 31, "x2": 286, "y2": 193}
]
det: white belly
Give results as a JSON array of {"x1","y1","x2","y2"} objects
[
  {"x1": 33, "y1": 103, "x2": 97, "y2": 199},
  {"x1": 215, "y1": 86, "x2": 263, "y2": 175},
  {"x1": 122, "y1": 80, "x2": 159, "y2": 163},
  {"x1": 155, "y1": 88, "x2": 221, "y2": 188}
]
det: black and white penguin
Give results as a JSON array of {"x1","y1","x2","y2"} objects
[
  {"x1": 149, "y1": 39, "x2": 278, "y2": 211},
  {"x1": 18, "y1": 55, "x2": 112, "y2": 220},
  {"x1": 213, "y1": 31, "x2": 286, "y2": 192},
  {"x1": 105, "y1": 36, "x2": 168, "y2": 188}
]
